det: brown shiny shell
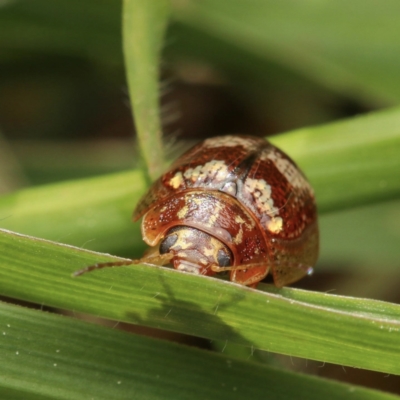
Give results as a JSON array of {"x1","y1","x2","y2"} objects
[{"x1": 133, "y1": 135, "x2": 319, "y2": 287}]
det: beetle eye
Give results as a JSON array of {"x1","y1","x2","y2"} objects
[
  {"x1": 160, "y1": 234, "x2": 178, "y2": 254},
  {"x1": 217, "y1": 248, "x2": 232, "y2": 267}
]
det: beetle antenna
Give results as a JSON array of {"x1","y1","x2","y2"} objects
[
  {"x1": 73, "y1": 252, "x2": 174, "y2": 277},
  {"x1": 72, "y1": 260, "x2": 138, "y2": 277}
]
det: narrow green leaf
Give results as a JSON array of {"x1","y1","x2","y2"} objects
[
  {"x1": 319, "y1": 199, "x2": 400, "y2": 271},
  {"x1": 172, "y1": 0, "x2": 400, "y2": 102},
  {"x1": 1, "y1": 301, "x2": 398, "y2": 400},
  {"x1": 123, "y1": 0, "x2": 170, "y2": 181},
  {"x1": 0, "y1": 170, "x2": 146, "y2": 256},
  {"x1": 0, "y1": 229, "x2": 399, "y2": 375}
]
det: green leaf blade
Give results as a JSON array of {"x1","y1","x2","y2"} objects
[
  {"x1": 172, "y1": 0, "x2": 400, "y2": 102},
  {"x1": 123, "y1": 0, "x2": 170, "y2": 181},
  {"x1": 1, "y1": 229, "x2": 399, "y2": 375},
  {"x1": 1, "y1": 300, "x2": 399, "y2": 400}
]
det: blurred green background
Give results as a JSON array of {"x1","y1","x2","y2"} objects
[
  {"x1": 0, "y1": 0, "x2": 400, "y2": 395},
  {"x1": 2, "y1": 0, "x2": 394, "y2": 187}
]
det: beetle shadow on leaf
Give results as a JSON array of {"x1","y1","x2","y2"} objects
[{"x1": 125, "y1": 275, "x2": 256, "y2": 352}]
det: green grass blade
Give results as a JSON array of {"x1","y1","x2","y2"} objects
[
  {"x1": 0, "y1": 170, "x2": 146, "y2": 256},
  {"x1": 123, "y1": 0, "x2": 170, "y2": 181},
  {"x1": 319, "y1": 200, "x2": 400, "y2": 272},
  {"x1": 1, "y1": 301, "x2": 398, "y2": 400},
  {"x1": 172, "y1": 0, "x2": 400, "y2": 102},
  {"x1": 0, "y1": 229, "x2": 399, "y2": 375}
]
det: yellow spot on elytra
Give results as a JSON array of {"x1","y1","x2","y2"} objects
[
  {"x1": 235, "y1": 215, "x2": 245, "y2": 224},
  {"x1": 266, "y1": 217, "x2": 283, "y2": 233},
  {"x1": 203, "y1": 136, "x2": 257, "y2": 149},
  {"x1": 183, "y1": 160, "x2": 229, "y2": 183},
  {"x1": 244, "y1": 177, "x2": 280, "y2": 218},
  {"x1": 169, "y1": 172, "x2": 184, "y2": 189}
]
